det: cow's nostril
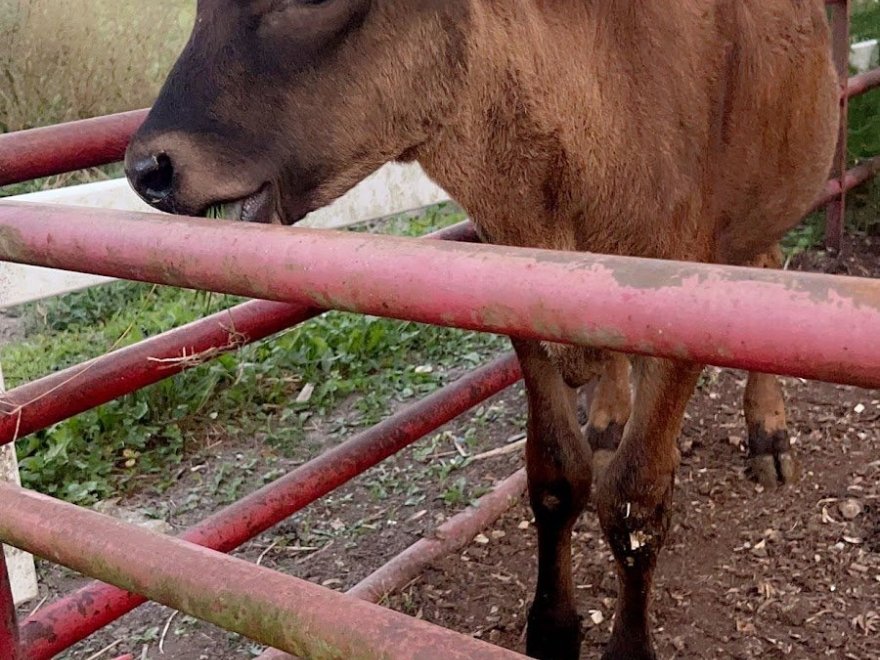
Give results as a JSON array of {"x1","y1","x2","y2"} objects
[{"x1": 131, "y1": 153, "x2": 175, "y2": 205}]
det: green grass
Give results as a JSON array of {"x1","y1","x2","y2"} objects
[
  {"x1": 3, "y1": 206, "x2": 508, "y2": 504},
  {"x1": 844, "y1": 3, "x2": 880, "y2": 238},
  {"x1": 850, "y1": 2, "x2": 880, "y2": 161},
  {"x1": 851, "y1": 1, "x2": 880, "y2": 41}
]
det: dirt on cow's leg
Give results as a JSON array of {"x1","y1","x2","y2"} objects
[
  {"x1": 596, "y1": 357, "x2": 702, "y2": 660},
  {"x1": 513, "y1": 339, "x2": 591, "y2": 660}
]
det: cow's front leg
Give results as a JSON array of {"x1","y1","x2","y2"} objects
[
  {"x1": 513, "y1": 339, "x2": 592, "y2": 660},
  {"x1": 596, "y1": 357, "x2": 702, "y2": 660}
]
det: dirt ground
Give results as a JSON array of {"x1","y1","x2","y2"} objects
[{"x1": 15, "y1": 235, "x2": 880, "y2": 660}]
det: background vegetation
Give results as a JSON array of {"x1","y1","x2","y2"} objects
[
  {"x1": 1, "y1": 1, "x2": 878, "y2": 503},
  {"x1": 0, "y1": 0, "x2": 194, "y2": 195},
  {"x1": 0, "y1": 0, "x2": 192, "y2": 132},
  {"x1": 781, "y1": 1, "x2": 880, "y2": 253}
]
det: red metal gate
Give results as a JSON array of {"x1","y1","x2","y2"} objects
[{"x1": 0, "y1": 4, "x2": 878, "y2": 658}]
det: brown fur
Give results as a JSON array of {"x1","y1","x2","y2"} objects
[{"x1": 125, "y1": 1, "x2": 839, "y2": 657}]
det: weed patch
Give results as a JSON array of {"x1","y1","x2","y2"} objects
[{"x1": 3, "y1": 207, "x2": 508, "y2": 503}]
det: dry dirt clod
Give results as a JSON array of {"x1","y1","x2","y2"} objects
[{"x1": 838, "y1": 499, "x2": 863, "y2": 521}]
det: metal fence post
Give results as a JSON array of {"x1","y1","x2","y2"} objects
[
  {"x1": 826, "y1": 0, "x2": 851, "y2": 253},
  {"x1": 0, "y1": 541, "x2": 21, "y2": 660},
  {"x1": 0, "y1": 363, "x2": 38, "y2": 609}
]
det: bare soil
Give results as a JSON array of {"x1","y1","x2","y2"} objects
[{"x1": 17, "y1": 234, "x2": 880, "y2": 660}]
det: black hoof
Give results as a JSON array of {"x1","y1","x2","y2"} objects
[
  {"x1": 601, "y1": 633, "x2": 657, "y2": 660},
  {"x1": 526, "y1": 606, "x2": 583, "y2": 660},
  {"x1": 749, "y1": 452, "x2": 799, "y2": 487},
  {"x1": 586, "y1": 421, "x2": 624, "y2": 453},
  {"x1": 747, "y1": 426, "x2": 799, "y2": 487}
]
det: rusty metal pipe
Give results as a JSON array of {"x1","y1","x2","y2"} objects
[
  {"x1": 256, "y1": 468, "x2": 529, "y2": 660},
  {"x1": 19, "y1": 353, "x2": 521, "y2": 659},
  {"x1": 1, "y1": 202, "x2": 879, "y2": 388},
  {"x1": 0, "y1": 300, "x2": 319, "y2": 444},
  {"x1": 826, "y1": 0, "x2": 851, "y2": 252},
  {"x1": 350, "y1": 469, "x2": 528, "y2": 603},
  {"x1": 0, "y1": 549, "x2": 20, "y2": 660},
  {"x1": 847, "y1": 67, "x2": 880, "y2": 99},
  {"x1": 0, "y1": 220, "x2": 477, "y2": 446},
  {"x1": 812, "y1": 156, "x2": 880, "y2": 212},
  {"x1": 0, "y1": 111, "x2": 148, "y2": 187},
  {"x1": 0, "y1": 482, "x2": 527, "y2": 660}
]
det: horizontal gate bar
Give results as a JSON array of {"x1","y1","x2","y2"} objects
[
  {"x1": 0, "y1": 220, "x2": 477, "y2": 445},
  {"x1": 257, "y1": 468, "x2": 529, "y2": 660},
  {"x1": 19, "y1": 353, "x2": 521, "y2": 659},
  {"x1": 1, "y1": 202, "x2": 879, "y2": 388},
  {"x1": 813, "y1": 156, "x2": 880, "y2": 211},
  {"x1": 0, "y1": 482, "x2": 526, "y2": 660},
  {"x1": 0, "y1": 110, "x2": 147, "y2": 187},
  {"x1": 350, "y1": 468, "x2": 529, "y2": 603},
  {"x1": 847, "y1": 67, "x2": 880, "y2": 98},
  {"x1": 0, "y1": 300, "x2": 318, "y2": 443}
]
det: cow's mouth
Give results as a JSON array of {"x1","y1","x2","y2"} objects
[{"x1": 206, "y1": 183, "x2": 280, "y2": 224}]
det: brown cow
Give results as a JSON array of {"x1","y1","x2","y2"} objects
[{"x1": 125, "y1": 2, "x2": 839, "y2": 658}]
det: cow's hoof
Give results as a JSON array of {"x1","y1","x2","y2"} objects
[
  {"x1": 749, "y1": 452, "x2": 800, "y2": 488},
  {"x1": 526, "y1": 606, "x2": 582, "y2": 660},
  {"x1": 747, "y1": 426, "x2": 799, "y2": 487},
  {"x1": 601, "y1": 633, "x2": 657, "y2": 660}
]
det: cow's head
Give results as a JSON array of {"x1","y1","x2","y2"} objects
[{"x1": 125, "y1": 0, "x2": 469, "y2": 224}]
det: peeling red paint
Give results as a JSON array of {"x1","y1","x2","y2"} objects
[
  {"x1": 0, "y1": 483, "x2": 527, "y2": 659},
  {"x1": 1, "y1": 202, "x2": 878, "y2": 388},
  {"x1": 0, "y1": 110, "x2": 147, "y2": 187},
  {"x1": 0, "y1": 220, "x2": 476, "y2": 446}
]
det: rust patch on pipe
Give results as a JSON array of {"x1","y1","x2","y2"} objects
[{"x1": 0, "y1": 226, "x2": 33, "y2": 265}]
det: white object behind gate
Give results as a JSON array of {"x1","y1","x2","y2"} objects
[{"x1": 1, "y1": 162, "x2": 450, "y2": 308}]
